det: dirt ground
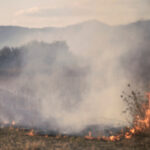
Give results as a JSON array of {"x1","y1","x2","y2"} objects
[{"x1": 0, "y1": 127, "x2": 150, "y2": 150}]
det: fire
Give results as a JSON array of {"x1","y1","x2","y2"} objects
[
  {"x1": 109, "y1": 136, "x2": 116, "y2": 141},
  {"x1": 2, "y1": 91, "x2": 150, "y2": 142},
  {"x1": 26, "y1": 129, "x2": 35, "y2": 136},
  {"x1": 132, "y1": 93, "x2": 150, "y2": 132},
  {"x1": 125, "y1": 132, "x2": 132, "y2": 139},
  {"x1": 85, "y1": 131, "x2": 94, "y2": 140},
  {"x1": 130, "y1": 128, "x2": 135, "y2": 134},
  {"x1": 11, "y1": 121, "x2": 16, "y2": 126},
  {"x1": 85, "y1": 92, "x2": 150, "y2": 141}
]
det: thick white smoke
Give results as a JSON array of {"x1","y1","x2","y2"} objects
[
  {"x1": 0, "y1": 41, "x2": 127, "y2": 135},
  {"x1": 0, "y1": 20, "x2": 149, "y2": 135}
]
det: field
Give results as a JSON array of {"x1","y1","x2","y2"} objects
[{"x1": 0, "y1": 127, "x2": 150, "y2": 150}]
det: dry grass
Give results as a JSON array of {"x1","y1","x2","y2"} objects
[
  {"x1": 0, "y1": 127, "x2": 150, "y2": 150},
  {"x1": 0, "y1": 86, "x2": 150, "y2": 149}
]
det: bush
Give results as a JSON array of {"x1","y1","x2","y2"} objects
[{"x1": 121, "y1": 84, "x2": 149, "y2": 126}]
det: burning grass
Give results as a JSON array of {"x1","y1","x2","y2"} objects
[
  {"x1": 121, "y1": 86, "x2": 150, "y2": 137},
  {"x1": 0, "y1": 86, "x2": 150, "y2": 149},
  {"x1": 83, "y1": 86, "x2": 150, "y2": 142},
  {"x1": 0, "y1": 127, "x2": 150, "y2": 150}
]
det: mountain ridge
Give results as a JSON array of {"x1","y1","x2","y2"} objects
[{"x1": 1, "y1": 19, "x2": 150, "y2": 30}]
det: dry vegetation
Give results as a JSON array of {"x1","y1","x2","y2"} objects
[
  {"x1": 0, "y1": 86, "x2": 150, "y2": 150},
  {"x1": 0, "y1": 127, "x2": 150, "y2": 150}
]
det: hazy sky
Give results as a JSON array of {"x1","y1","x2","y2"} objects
[{"x1": 0, "y1": 0, "x2": 150, "y2": 27}]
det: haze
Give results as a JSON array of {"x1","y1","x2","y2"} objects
[{"x1": 0, "y1": 0, "x2": 150, "y2": 27}]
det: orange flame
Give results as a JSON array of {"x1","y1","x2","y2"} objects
[
  {"x1": 85, "y1": 92, "x2": 150, "y2": 141},
  {"x1": 11, "y1": 121, "x2": 16, "y2": 126},
  {"x1": 85, "y1": 131, "x2": 94, "y2": 140},
  {"x1": 26, "y1": 129, "x2": 35, "y2": 136}
]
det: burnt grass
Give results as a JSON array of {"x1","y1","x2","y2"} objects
[{"x1": 0, "y1": 127, "x2": 150, "y2": 150}]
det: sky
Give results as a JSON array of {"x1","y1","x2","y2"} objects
[{"x1": 0, "y1": 0, "x2": 150, "y2": 27}]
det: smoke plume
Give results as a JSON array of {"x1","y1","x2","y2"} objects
[{"x1": 0, "y1": 20, "x2": 150, "y2": 135}]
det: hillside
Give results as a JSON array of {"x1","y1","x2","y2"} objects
[{"x1": 0, "y1": 20, "x2": 150, "y2": 55}]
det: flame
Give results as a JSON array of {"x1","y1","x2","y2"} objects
[
  {"x1": 132, "y1": 93, "x2": 150, "y2": 133},
  {"x1": 125, "y1": 132, "x2": 132, "y2": 139},
  {"x1": 11, "y1": 121, "x2": 16, "y2": 126},
  {"x1": 85, "y1": 92, "x2": 150, "y2": 141},
  {"x1": 26, "y1": 129, "x2": 35, "y2": 136},
  {"x1": 2, "y1": 92, "x2": 150, "y2": 142},
  {"x1": 85, "y1": 131, "x2": 94, "y2": 140}
]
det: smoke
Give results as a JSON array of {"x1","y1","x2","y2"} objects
[
  {"x1": 121, "y1": 21, "x2": 150, "y2": 90},
  {"x1": 0, "y1": 39, "x2": 127, "y2": 134},
  {"x1": 0, "y1": 20, "x2": 149, "y2": 135},
  {"x1": 122, "y1": 42, "x2": 150, "y2": 90}
]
